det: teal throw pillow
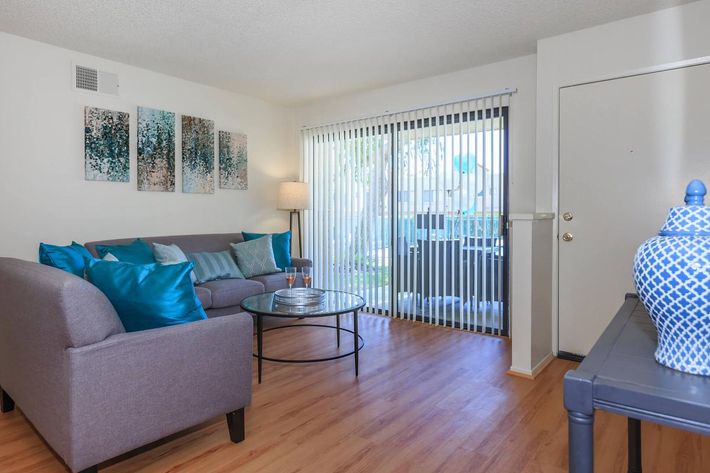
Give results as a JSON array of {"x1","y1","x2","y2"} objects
[
  {"x1": 86, "y1": 259, "x2": 207, "y2": 332},
  {"x1": 95, "y1": 239, "x2": 155, "y2": 264},
  {"x1": 153, "y1": 242, "x2": 196, "y2": 283},
  {"x1": 242, "y1": 231, "x2": 291, "y2": 270},
  {"x1": 230, "y1": 235, "x2": 279, "y2": 278},
  {"x1": 38, "y1": 241, "x2": 93, "y2": 277},
  {"x1": 187, "y1": 250, "x2": 244, "y2": 284}
]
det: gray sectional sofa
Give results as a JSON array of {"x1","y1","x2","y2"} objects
[
  {"x1": 0, "y1": 232, "x2": 312, "y2": 473},
  {"x1": 85, "y1": 232, "x2": 311, "y2": 317}
]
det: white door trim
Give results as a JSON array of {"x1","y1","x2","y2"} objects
[{"x1": 551, "y1": 55, "x2": 710, "y2": 356}]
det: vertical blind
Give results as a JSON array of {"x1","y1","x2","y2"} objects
[
  {"x1": 302, "y1": 91, "x2": 511, "y2": 334},
  {"x1": 302, "y1": 117, "x2": 393, "y2": 312}
]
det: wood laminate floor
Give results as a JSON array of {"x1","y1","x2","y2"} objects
[{"x1": 0, "y1": 313, "x2": 708, "y2": 472}]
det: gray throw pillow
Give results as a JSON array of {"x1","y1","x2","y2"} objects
[
  {"x1": 153, "y1": 242, "x2": 196, "y2": 283},
  {"x1": 187, "y1": 250, "x2": 245, "y2": 284},
  {"x1": 230, "y1": 235, "x2": 279, "y2": 278}
]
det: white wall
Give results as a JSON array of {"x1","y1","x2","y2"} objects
[
  {"x1": 536, "y1": 0, "x2": 710, "y2": 212},
  {"x1": 508, "y1": 213, "x2": 554, "y2": 376},
  {"x1": 536, "y1": 0, "x2": 710, "y2": 353},
  {"x1": 0, "y1": 33, "x2": 298, "y2": 261},
  {"x1": 294, "y1": 54, "x2": 538, "y2": 214}
]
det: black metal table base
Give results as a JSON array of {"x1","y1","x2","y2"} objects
[
  {"x1": 254, "y1": 310, "x2": 361, "y2": 383},
  {"x1": 253, "y1": 323, "x2": 365, "y2": 363}
]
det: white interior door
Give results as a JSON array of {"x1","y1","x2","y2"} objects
[{"x1": 558, "y1": 63, "x2": 710, "y2": 356}]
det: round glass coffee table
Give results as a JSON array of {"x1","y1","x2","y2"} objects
[{"x1": 240, "y1": 290, "x2": 365, "y2": 383}]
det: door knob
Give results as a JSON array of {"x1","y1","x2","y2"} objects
[
  {"x1": 562, "y1": 232, "x2": 574, "y2": 242},
  {"x1": 562, "y1": 212, "x2": 573, "y2": 221}
]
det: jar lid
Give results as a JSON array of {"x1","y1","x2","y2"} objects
[{"x1": 659, "y1": 180, "x2": 710, "y2": 237}]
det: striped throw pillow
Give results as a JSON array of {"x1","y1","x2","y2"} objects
[{"x1": 187, "y1": 250, "x2": 245, "y2": 284}]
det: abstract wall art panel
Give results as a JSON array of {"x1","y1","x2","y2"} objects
[
  {"x1": 84, "y1": 106, "x2": 129, "y2": 182},
  {"x1": 218, "y1": 130, "x2": 248, "y2": 190},
  {"x1": 137, "y1": 107, "x2": 175, "y2": 192},
  {"x1": 182, "y1": 115, "x2": 214, "y2": 194}
]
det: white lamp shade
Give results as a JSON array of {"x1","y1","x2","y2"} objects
[{"x1": 278, "y1": 182, "x2": 310, "y2": 210}]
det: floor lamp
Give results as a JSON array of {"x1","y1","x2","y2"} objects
[{"x1": 277, "y1": 182, "x2": 309, "y2": 258}]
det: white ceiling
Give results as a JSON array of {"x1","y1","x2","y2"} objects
[{"x1": 0, "y1": 0, "x2": 694, "y2": 105}]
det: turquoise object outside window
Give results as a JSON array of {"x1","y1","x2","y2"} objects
[
  {"x1": 38, "y1": 241, "x2": 93, "y2": 277},
  {"x1": 86, "y1": 259, "x2": 207, "y2": 332},
  {"x1": 95, "y1": 239, "x2": 156, "y2": 264},
  {"x1": 242, "y1": 230, "x2": 292, "y2": 270}
]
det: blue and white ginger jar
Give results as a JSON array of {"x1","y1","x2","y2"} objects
[{"x1": 633, "y1": 179, "x2": 710, "y2": 376}]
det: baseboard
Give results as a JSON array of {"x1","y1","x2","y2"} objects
[
  {"x1": 506, "y1": 368, "x2": 535, "y2": 380},
  {"x1": 507, "y1": 353, "x2": 555, "y2": 380},
  {"x1": 557, "y1": 351, "x2": 585, "y2": 363}
]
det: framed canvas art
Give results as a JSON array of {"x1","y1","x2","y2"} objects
[
  {"x1": 137, "y1": 107, "x2": 175, "y2": 192},
  {"x1": 218, "y1": 130, "x2": 248, "y2": 190},
  {"x1": 182, "y1": 115, "x2": 214, "y2": 194},
  {"x1": 84, "y1": 106, "x2": 129, "y2": 182}
]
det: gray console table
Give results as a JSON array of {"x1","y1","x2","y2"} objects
[{"x1": 564, "y1": 294, "x2": 710, "y2": 473}]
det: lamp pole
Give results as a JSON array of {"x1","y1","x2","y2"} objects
[
  {"x1": 290, "y1": 209, "x2": 303, "y2": 258},
  {"x1": 279, "y1": 181, "x2": 308, "y2": 259}
]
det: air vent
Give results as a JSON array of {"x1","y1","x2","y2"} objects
[
  {"x1": 75, "y1": 65, "x2": 98, "y2": 91},
  {"x1": 73, "y1": 64, "x2": 119, "y2": 95}
]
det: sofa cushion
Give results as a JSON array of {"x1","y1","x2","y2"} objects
[
  {"x1": 95, "y1": 239, "x2": 156, "y2": 264},
  {"x1": 187, "y1": 250, "x2": 244, "y2": 284},
  {"x1": 102, "y1": 253, "x2": 119, "y2": 261},
  {"x1": 38, "y1": 241, "x2": 93, "y2": 277},
  {"x1": 230, "y1": 236, "x2": 279, "y2": 278},
  {"x1": 200, "y1": 278, "x2": 264, "y2": 309},
  {"x1": 250, "y1": 272, "x2": 304, "y2": 292},
  {"x1": 86, "y1": 260, "x2": 207, "y2": 332},
  {"x1": 242, "y1": 230, "x2": 292, "y2": 270},
  {"x1": 194, "y1": 286, "x2": 212, "y2": 309},
  {"x1": 152, "y1": 242, "x2": 196, "y2": 283}
]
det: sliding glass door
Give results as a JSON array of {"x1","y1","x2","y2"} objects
[
  {"x1": 303, "y1": 94, "x2": 509, "y2": 334},
  {"x1": 392, "y1": 99, "x2": 508, "y2": 334}
]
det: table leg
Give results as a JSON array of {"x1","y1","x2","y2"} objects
[
  {"x1": 568, "y1": 410, "x2": 594, "y2": 473},
  {"x1": 336, "y1": 314, "x2": 340, "y2": 347},
  {"x1": 257, "y1": 314, "x2": 263, "y2": 384},
  {"x1": 628, "y1": 417, "x2": 642, "y2": 473},
  {"x1": 353, "y1": 310, "x2": 359, "y2": 377}
]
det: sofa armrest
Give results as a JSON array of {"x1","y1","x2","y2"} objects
[
  {"x1": 64, "y1": 313, "x2": 252, "y2": 472},
  {"x1": 291, "y1": 257, "x2": 312, "y2": 268}
]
